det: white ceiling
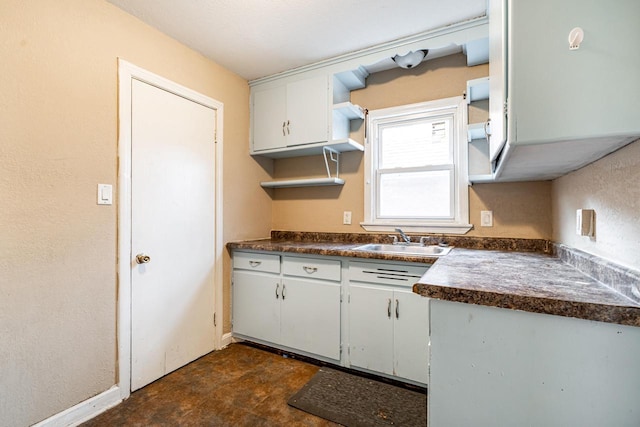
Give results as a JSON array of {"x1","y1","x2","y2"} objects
[{"x1": 107, "y1": 0, "x2": 487, "y2": 81}]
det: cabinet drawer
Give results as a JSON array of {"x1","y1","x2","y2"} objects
[
  {"x1": 283, "y1": 256, "x2": 341, "y2": 282},
  {"x1": 349, "y1": 261, "x2": 428, "y2": 287},
  {"x1": 233, "y1": 251, "x2": 280, "y2": 274}
]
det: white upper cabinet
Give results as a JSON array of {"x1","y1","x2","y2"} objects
[
  {"x1": 250, "y1": 73, "x2": 365, "y2": 158},
  {"x1": 286, "y1": 76, "x2": 329, "y2": 147},
  {"x1": 252, "y1": 75, "x2": 329, "y2": 152},
  {"x1": 488, "y1": 0, "x2": 640, "y2": 181},
  {"x1": 252, "y1": 84, "x2": 287, "y2": 152},
  {"x1": 487, "y1": 0, "x2": 507, "y2": 162}
]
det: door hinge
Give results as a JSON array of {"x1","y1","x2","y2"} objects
[
  {"x1": 213, "y1": 312, "x2": 217, "y2": 327},
  {"x1": 503, "y1": 100, "x2": 508, "y2": 116}
]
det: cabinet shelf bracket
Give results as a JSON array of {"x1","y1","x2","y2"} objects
[
  {"x1": 260, "y1": 146, "x2": 346, "y2": 187},
  {"x1": 323, "y1": 146, "x2": 340, "y2": 179}
]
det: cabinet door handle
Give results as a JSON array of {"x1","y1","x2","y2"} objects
[
  {"x1": 303, "y1": 266, "x2": 318, "y2": 274},
  {"x1": 387, "y1": 298, "x2": 392, "y2": 319},
  {"x1": 286, "y1": 120, "x2": 290, "y2": 135},
  {"x1": 275, "y1": 283, "x2": 280, "y2": 299},
  {"x1": 395, "y1": 299, "x2": 399, "y2": 319},
  {"x1": 282, "y1": 283, "x2": 286, "y2": 300},
  {"x1": 282, "y1": 121, "x2": 286, "y2": 136},
  {"x1": 249, "y1": 260, "x2": 262, "y2": 268}
]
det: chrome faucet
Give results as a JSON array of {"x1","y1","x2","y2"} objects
[{"x1": 395, "y1": 228, "x2": 411, "y2": 244}]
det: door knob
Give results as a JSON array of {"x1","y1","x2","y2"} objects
[{"x1": 136, "y1": 253, "x2": 151, "y2": 264}]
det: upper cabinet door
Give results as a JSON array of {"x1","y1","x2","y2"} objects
[
  {"x1": 286, "y1": 75, "x2": 329, "y2": 147},
  {"x1": 486, "y1": 0, "x2": 640, "y2": 181},
  {"x1": 488, "y1": 0, "x2": 507, "y2": 162},
  {"x1": 508, "y1": 0, "x2": 640, "y2": 145},
  {"x1": 251, "y1": 75, "x2": 330, "y2": 153},
  {"x1": 252, "y1": 85, "x2": 287, "y2": 152}
]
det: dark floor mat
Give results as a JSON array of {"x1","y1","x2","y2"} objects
[{"x1": 287, "y1": 367, "x2": 427, "y2": 426}]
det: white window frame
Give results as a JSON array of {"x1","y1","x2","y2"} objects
[{"x1": 361, "y1": 96, "x2": 471, "y2": 234}]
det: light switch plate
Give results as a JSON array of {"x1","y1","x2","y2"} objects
[{"x1": 97, "y1": 184, "x2": 113, "y2": 205}]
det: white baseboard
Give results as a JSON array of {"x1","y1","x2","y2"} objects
[
  {"x1": 35, "y1": 334, "x2": 236, "y2": 427},
  {"x1": 33, "y1": 386, "x2": 122, "y2": 427}
]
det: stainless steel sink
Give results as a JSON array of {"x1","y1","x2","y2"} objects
[{"x1": 353, "y1": 243, "x2": 452, "y2": 256}]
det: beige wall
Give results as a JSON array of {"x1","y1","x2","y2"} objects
[
  {"x1": 552, "y1": 138, "x2": 640, "y2": 269},
  {"x1": 470, "y1": 182, "x2": 551, "y2": 238},
  {"x1": 0, "y1": 1, "x2": 267, "y2": 425},
  {"x1": 271, "y1": 54, "x2": 552, "y2": 239}
]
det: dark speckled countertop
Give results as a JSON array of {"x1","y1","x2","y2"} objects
[
  {"x1": 227, "y1": 239, "x2": 438, "y2": 264},
  {"x1": 228, "y1": 232, "x2": 640, "y2": 327},
  {"x1": 414, "y1": 248, "x2": 640, "y2": 327}
]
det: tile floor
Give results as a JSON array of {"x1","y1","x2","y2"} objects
[{"x1": 81, "y1": 343, "x2": 339, "y2": 426}]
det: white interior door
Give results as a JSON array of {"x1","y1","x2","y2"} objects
[{"x1": 130, "y1": 79, "x2": 216, "y2": 391}]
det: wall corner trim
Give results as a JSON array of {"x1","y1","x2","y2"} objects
[{"x1": 221, "y1": 332, "x2": 234, "y2": 348}]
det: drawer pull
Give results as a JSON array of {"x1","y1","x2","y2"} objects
[
  {"x1": 395, "y1": 299, "x2": 399, "y2": 319},
  {"x1": 387, "y1": 298, "x2": 392, "y2": 319},
  {"x1": 249, "y1": 260, "x2": 262, "y2": 268},
  {"x1": 275, "y1": 283, "x2": 280, "y2": 299},
  {"x1": 303, "y1": 266, "x2": 318, "y2": 274}
]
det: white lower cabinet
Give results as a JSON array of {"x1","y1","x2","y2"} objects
[
  {"x1": 348, "y1": 284, "x2": 394, "y2": 374},
  {"x1": 280, "y1": 277, "x2": 340, "y2": 359},
  {"x1": 348, "y1": 261, "x2": 430, "y2": 385},
  {"x1": 233, "y1": 270, "x2": 281, "y2": 343},
  {"x1": 429, "y1": 299, "x2": 640, "y2": 426},
  {"x1": 393, "y1": 290, "x2": 430, "y2": 383},
  {"x1": 232, "y1": 252, "x2": 341, "y2": 361},
  {"x1": 232, "y1": 252, "x2": 281, "y2": 343},
  {"x1": 232, "y1": 251, "x2": 430, "y2": 384}
]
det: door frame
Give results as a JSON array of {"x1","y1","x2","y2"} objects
[{"x1": 116, "y1": 59, "x2": 224, "y2": 400}]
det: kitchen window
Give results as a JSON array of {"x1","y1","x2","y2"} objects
[{"x1": 361, "y1": 96, "x2": 471, "y2": 234}]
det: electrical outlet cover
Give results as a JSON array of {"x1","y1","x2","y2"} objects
[
  {"x1": 343, "y1": 211, "x2": 352, "y2": 225},
  {"x1": 480, "y1": 210, "x2": 493, "y2": 227}
]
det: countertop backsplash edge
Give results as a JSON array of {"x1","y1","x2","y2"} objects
[
  {"x1": 553, "y1": 243, "x2": 640, "y2": 304},
  {"x1": 270, "y1": 230, "x2": 551, "y2": 253}
]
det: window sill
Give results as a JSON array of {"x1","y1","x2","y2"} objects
[{"x1": 360, "y1": 222, "x2": 473, "y2": 235}]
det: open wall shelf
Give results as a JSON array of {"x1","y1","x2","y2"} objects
[{"x1": 260, "y1": 146, "x2": 347, "y2": 188}]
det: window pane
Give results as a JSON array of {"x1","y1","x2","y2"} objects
[
  {"x1": 379, "y1": 118, "x2": 452, "y2": 169},
  {"x1": 378, "y1": 170, "x2": 451, "y2": 218}
]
